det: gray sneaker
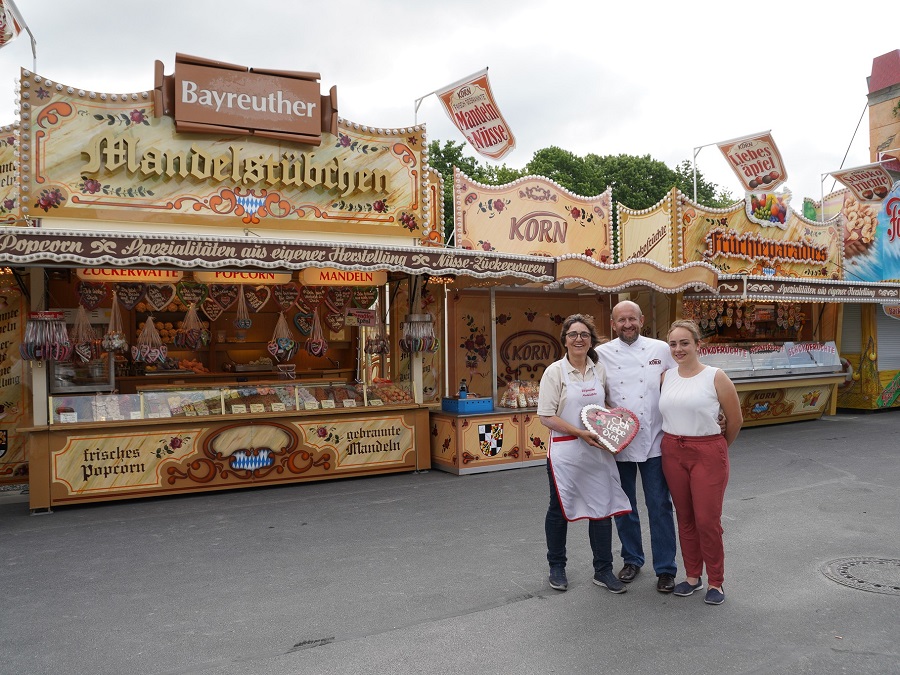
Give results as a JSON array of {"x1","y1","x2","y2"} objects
[
  {"x1": 593, "y1": 570, "x2": 627, "y2": 594},
  {"x1": 549, "y1": 566, "x2": 568, "y2": 591}
]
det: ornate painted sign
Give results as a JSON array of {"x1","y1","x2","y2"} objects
[
  {"x1": 0, "y1": 123, "x2": 16, "y2": 225},
  {"x1": 19, "y1": 68, "x2": 425, "y2": 238},
  {"x1": 677, "y1": 193, "x2": 841, "y2": 278},
  {"x1": 454, "y1": 169, "x2": 612, "y2": 260},
  {"x1": 618, "y1": 189, "x2": 674, "y2": 265},
  {"x1": 0, "y1": 227, "x2": 555, "y2": 280}
]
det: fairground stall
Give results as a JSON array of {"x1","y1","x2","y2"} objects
[
  {"x1": 429, "y1": 172, "x2": 719, "y2": 473},
  {"x1": 667, "y1": 186, "x2": 900, "y2": 425},
  {"x1": 0, "y1": 56, "x2": 554, "y2": 509},
  {"x1": 811, "y1": 50, "x2": 900, "y2": 412}
]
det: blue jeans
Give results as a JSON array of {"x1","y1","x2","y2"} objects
[
  {"x1": 614, "y1": 456, "x2": 677, "y2": 577},
  {"x1": 545, "y1": 460, "x2": 613, "y2": 574}
]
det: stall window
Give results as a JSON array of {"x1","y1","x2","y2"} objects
[
  {"x1": 876, "y1": 308, "x2": 900, "y2": 370},
  {"x1": 841, "y1": 304, "x2": 862, "y2": 354}
]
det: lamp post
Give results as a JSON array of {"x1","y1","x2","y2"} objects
[{"x1": 692, "y1": 141, "x2": 718, "y2": 203}]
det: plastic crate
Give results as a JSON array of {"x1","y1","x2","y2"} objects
[{"x1": 441, "y1": 396, "x2": 494, "y2": 414}]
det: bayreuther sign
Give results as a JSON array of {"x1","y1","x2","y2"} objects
[{"x1": 154, "y1": 53, "x2": 338, "y2": 145}]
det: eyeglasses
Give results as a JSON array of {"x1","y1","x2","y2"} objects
[{"x1": 565, "y1": 331, "x2": 591, "y2": 341}]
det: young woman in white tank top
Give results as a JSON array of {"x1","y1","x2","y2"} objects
[{"x1": 658, "y1": 320, "x2": 742, "y2": 605}]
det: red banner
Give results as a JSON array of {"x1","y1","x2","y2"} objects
[
  {"x1": 717, "y1": 131, "x2": 788, "y2": 193},
  {"x1": 436, "y1": 69, "x2": 515, "y2": 161},
  {"x1": 0, "y1": 0, "x2": 24, "y2": 48}
]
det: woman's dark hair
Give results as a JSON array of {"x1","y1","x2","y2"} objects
[{"x1": 560, "y1": 313, "x2": 602, "y2": 363}]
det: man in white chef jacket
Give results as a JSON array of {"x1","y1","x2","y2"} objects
[{"x1": 594, "y1": 300, "x2": 678, "y2": 593}]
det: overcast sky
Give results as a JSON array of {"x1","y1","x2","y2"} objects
[{"x1": 0, "y1": 0, "x2": 897, "y2": 207}]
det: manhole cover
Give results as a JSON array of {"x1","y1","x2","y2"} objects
[{"x1": 821, "y1": 557, "x2": 900, "y2": 596}]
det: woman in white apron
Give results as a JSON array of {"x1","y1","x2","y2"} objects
[{"x1": 538, "y1": 314, "x2": 632, "y2": 593}]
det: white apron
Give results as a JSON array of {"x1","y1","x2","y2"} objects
[{"x1": 548, "y1": 364, "x2": 631, "y2": 521}]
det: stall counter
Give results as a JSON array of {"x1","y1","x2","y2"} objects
[
  {"x1": 24, "y1": 403, "x2": 430, "y2": 511},
  {"x1": 430, "y1": 407, "x2": 548, "y2": 475}
]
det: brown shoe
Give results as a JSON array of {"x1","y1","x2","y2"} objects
[
  {"x1": 657, "y1": 573, "x2": 676, "y2": 593},
  {"x1": 618, "y1": 563, "x2": 640, "y2": 583}
]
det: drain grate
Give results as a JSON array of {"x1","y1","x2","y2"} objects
[{"x1": 821, "y1": 557, "x2": 900, "y2": 596}]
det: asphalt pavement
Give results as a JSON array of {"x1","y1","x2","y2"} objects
[{"x1": 1, "y1": 411, "x2": 899, "y2": 675}]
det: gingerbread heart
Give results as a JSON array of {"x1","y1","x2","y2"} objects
[
  {"x1": 293, "y1": 312, "x2": 313, "y2": 336},
  {"x1": 324, "y1": 312, "x2": 345, "y2": 333},
  {"x1": 325, "y1": 287, "x2": 353, "y2": 313},
  {"x1": 145, "y1": 284, "x2": 176, "y2": 312},
  {"x1": 580, "y1": 404, "x2": 640, "y2": 455},
  {"x1": 273, "y1": 283, "x2": 300, "y2": 310},
  {"x1": 115, "y1": 283, "x2": 146, "y2": 310},
  {"x1": 201, "y1": 296, "x2": 225, "y2": 322},
  {"x1": 77, "y1": 281, "x2": 109, "y2": 310},
  {"x1": 209, "y1": 284, "x2": 239, "y2": 311},
  {"x1": 243, "y1": 285, "x2": 271, "y2": 312},
  {"x1": 176, "y1": 281, "x2": 208, "y2": 307},
  {"x1": 299, "y1": 285, "x2": 326, "y2": 309},
  {"x1": 352, "y1": 287, "x2": 378, "y2": 309}
]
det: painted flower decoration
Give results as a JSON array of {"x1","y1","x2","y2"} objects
[
  {"x1": 460, "y1": 314, "x2": 491, "y2": 365},
  {"x1": 571, "y1": 207, "x2": 583, "y2": 219},
  {"x1": 2, "y1": 199, "x2": 14, "y2": 211},
  {"x1": 156, "y1": 433, "x2": 191, "y2": 458},
  {"x1": 399, "y1": 212, "x2": 418, "y2": 231},
  {"x1": 524, "y1": 309, "x2": 537, "y2": 322},
  {"x1": 493, "y1": 199, "x2": 506, "y2": 212},
  {"x1": 81, "y1": 178, "x2": 101, "y2": 194},
  {"x1": 310, "y1": 425, "x2": 341, "y2": 443},
  {"x1": 584, "y1": 247, "x2": 596, "y2": 257},
  {"x1": 34, "y1": 188, "x2": 65, "y2": 212},
  {"x1": 373, "y1": 199, "x2": 386, "y2": 213},
  {"x1": 337, "y1": 133, "x2": 352, "y2": 147},
  {"x1": 477, "y1": 240, "x2": 493, "y2": 251},
  {"x1": 316, "y1": 426, "x2": 328, "y2": 438},
  {"x1": 130, "y1": 110, "x2": 146, "y2": 124},
  {"x1": 36, "y1": 87, "x2": 50, "y2": 100},
  {"x1": 496, "y1": 313, "x2": 511, "y2": 325}
]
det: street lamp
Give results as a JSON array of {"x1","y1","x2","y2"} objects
[{"x1": 692, "y1": 141, "x2": 719, "y2": 203}]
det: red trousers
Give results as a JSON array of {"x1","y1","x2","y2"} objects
[{"x1": 661, "y1": 432, "x2": 730, "y2": 588}]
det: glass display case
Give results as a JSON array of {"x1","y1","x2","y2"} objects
[
  {"x1": 50, "y1": 393, "x2": 142, "y2": 424},
  {"x1": 698, "y1": 341, "x2": 840, "y2": 380},
  {"x1": 47, "y1": 379, "x2": 415, "y2": 424},
  {"x1": 48, "y1": 354, "x2": 115, "y2": 394}
]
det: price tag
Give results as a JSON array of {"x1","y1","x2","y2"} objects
[
  {"x1": 369, "y1": 398, "x2": 384, "y2": 406},
  {"x1": 147, "y1": 412, "x2": 160, "y2": 419},
  {"x1": 249, "y1": 404, "x2": 266, "y2": 414},
  {"x1": 231, "y1": 404, "x2": 248, "y2": 414},
  {"x1": 304, "y1": 401, "x2": 320, "y2": 410},
  {"x1": 321, "y1": 400, "x2": 336, "y2": 409},
  {"x1": 342, "y1": 399, "x2": 357, "y2": 407},
  {"x1": 130, "y1": 411, "x2": 143, "y2": 420},
  {"x1": 184, "y1": 409, "x2": 197, "y2": 417},
  {"x1": 271, "y1": 403, "x2": 286, "y2": 412}
]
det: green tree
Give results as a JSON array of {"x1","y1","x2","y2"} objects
[{"x1": 427, "y1": 139, "x2": 523, "y2": 243}]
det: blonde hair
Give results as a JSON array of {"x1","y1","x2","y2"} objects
[{"x1": 667, "y1": 319, "x2": 701, "y2": 343}]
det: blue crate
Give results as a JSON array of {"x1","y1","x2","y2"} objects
[{"x1": 441, "y1": 396, "x2": 494, "y2": 414}]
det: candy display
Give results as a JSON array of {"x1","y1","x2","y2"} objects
[
  {"x1": 21, "y1": 311, "x2": 72, "y2": 362},
  {"x1": 172, "y1": 303, "x2": 211, "y2": 350},
  {"x1": 70, "y1": 306, "x2": 102, "y2": 363},
  {"x1": 498, "y1": 380, "x2": 540, "y2": 408},
  {"x1": 364, "y1": 306, "x2": 389, "y2": 355},
  {"x1": 132, "y1": 316, "x2": 168, "y2": 364},
  {"x1": 305, "y1": 311, "x2": 328, "y2": 357},
  {"x1": 366, "y1": 378, "x2": 415, "y2": 404},
  {"x1": 398, "y1": 314, "x2": 438, "y2": 354},
  {"x1": 101, "y1": 297, "x2": 128, "y2": 354},
  {"x1": 267, "y1": 312, "x2": 298, "y2": 362}
]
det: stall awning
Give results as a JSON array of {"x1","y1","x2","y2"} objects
[
  {"x1": 684, "y1": 274, "x2": 900, "y2": 304},
  {"x1": 0, "y1": 227, "x2": 556, "y2": 284},
  {"x1": 547, "y1": 256, "x2": 719, "y2": 294}
]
